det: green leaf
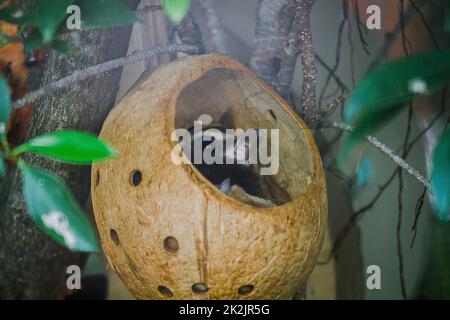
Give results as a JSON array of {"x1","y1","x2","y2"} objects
[
  {"x1": 51, "y1": 39, "x2": 72, "y2": 54},
  {"x1": 0, "y1": 6, "x2": 33, "y2": 25},
  {"x1": 34, "y1": 0, "x2": 75, "y2": 42},
  {"x1": 0, "y1": 75, "x2": 11, "y2": 129},
  {"x1": 76, "y1": 0, "x2": 137, "y2": 27},
  {"x1": 341, "y1": 51, "x2": 450, "y2": 159},
  {"x1": 345, "y1": 51, "x2": 450, "y2": 124},
  {"x1": 0, "y1": 151, "x2": 5, "y2": 177},
  {"x1": 23, "y1": 29, "x2": 44, "y2": 53},
  {"x1": 20, "y1": 162, "x2": 99, "y2": 252},
  {"x1": 431, "y1": 128, "x2": 450, "y2": 221},
  {"x1": 14, "y1": 131, "x2": 116, "y2": 164},
  {"x1": 163, "y1": 0, "x2": 191, "y2": 23}
]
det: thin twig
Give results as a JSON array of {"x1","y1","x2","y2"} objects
[
  {"x1": 345, "y1": 0, "x2": 356, "y2": 87},
  {"x1": 408, "y1": 0, "x2": 441, "y2": 50},
  {"x1": 321, "y1": 111, "x2": 436, "y2": 263},
  {"x1": 396, "y1": 2, "x2": 413, "y2": 299},
  {"x1": 367, "y1": 0, "x2": 427, "y2": 70},
  {"x1": 318, "y1": 1, "x2": 347, "y2": 107},
  {"x1": 13, "y1": 44, "x2": 198, "y2": 109},
  {"x1": 318, "y1": 167, "x2": 400, "y2": 264},
  {"x1": 352, "y1": 0, "x2": 370, "y2": 55},
  {"x1": 399, "y1": 0, "x2": 413, "y2": 56},
  {"x1": 319, "y1": 94, "x2": 347, "y2": 119},
  {"x1": 328, "y1": 122, "x2": 431, "y2": 190},
  {"x1": 410, "y1": 188, "x2": 427, "y2": 249},
  {"x1": 318, "y1": 116, "x2": 432, "y2": 264},
  {"x1": 396, "y1": 103, "x2": 413, "y2": 300},
  {"x1": 320, "y1": 130, "x2": 344, "y2": 154},
  {"x1": 396, "y1": 169, "x2": 407, "y2": 299},
  {"x1": 315, "y1": 54, "x2": 349, "y2": 92}
]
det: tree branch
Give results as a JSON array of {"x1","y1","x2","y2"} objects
[
  {"x1": 249, "y1": 0, "x2": 293, "y2": 88},
  {"x1": 326, "y1": 122, "x2": 431, "y2": 190},
  {"x1": 276, "y1": 0, "x2": 317, "y2": 110},
  {"x1": 0, "y1": 0, "x2": 140, "y2": 298},
  {"x1": 171, "y1": 14, "x2": 206, "y2": 55},
  {"x1": 294, "y1": 0, "x2": 317, "y2": 119},
  {"x1": 320, "y1": 110, "x2": 436, "y2": 263},
  {"x1": 194, "y1": 0, "x2": 228, "y2": 54},
  {"x1": 352, "y1": 0, "x2": 370, "y2": 56},
  {"x1": 318, "y1": 1, "x2": 347, "y2": 107},
  {"x1": 293, "y1": 92, "x2": 347, "y2": 124},
  {"x1": 13, "y1": 44, "x2": 198, "y2": 109}
]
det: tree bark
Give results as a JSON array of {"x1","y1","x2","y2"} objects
[{"x1": 0, "y1": 0, "x2": 139, "y2": 299}]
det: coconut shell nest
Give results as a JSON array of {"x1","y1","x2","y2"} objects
[{"x1": 91, "y1": 54, "x2": 327, "y2": 300}]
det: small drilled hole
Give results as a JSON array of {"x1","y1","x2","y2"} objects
[
  {"x1": 268, "y1": 109, "x2": 277, "y2": 120},
  {"x1": 192, "y1": 283, "x2": 209, "y2": 294},
  {"x1": 238, "y1": 285, "x2": 254, "y2": 296},
  {"x1": 130, "y1": 170, "x2": 142, "y2": 186},
  {"x1": 164, "y1": 236, "x2": 179, "y2": 253},
  {"x1": 110, "y1": 229, "x2": 120, "y2": 245},
  {"x1": 95, "y1": 170, "x2": 100, "y2": 187},
  {"x1": 158, "y1": 285, "x2": 173, "y2": 297}
]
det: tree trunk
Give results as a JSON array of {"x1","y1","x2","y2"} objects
[{"x1": 0, "y1": 0, "x2": 139, "y2": 299}]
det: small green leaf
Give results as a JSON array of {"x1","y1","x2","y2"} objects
[
  {"x1": 20, "y1": 162, "x2": 99, "y2": 252},
  {"x1": 14, "y1": 131, "x2": 116, "y2": 164},
  {"x1": 431, "y1": 128, "x2": 450, "y2": 221},
  {"x1": 0, "y1": 6, "x2": 33, "y2": 25},
  {"x1": 34, "y1": 0, "x2": 75, "y2": 42},
  {"x1": 51, "y1": 39, "x2": 72, "y2": 54},
  {"x1": 76, "y1": 0, "x2": 137, "y2": 27},
  {"x1": 0, "y1": 75, "x2": 11, "y2": 129},
  {"x1": 341, "y1": 51, "x2": 450, "y2": 159},
  {"x1": 0, "y1": 151, "x2": 5, "y2": 177},
  {"x1": 23, "y1": 29, "x2": 44, "y2": 53},
  {"x1": 163, "y1": 0, "x2": 191, "y2": 23}
]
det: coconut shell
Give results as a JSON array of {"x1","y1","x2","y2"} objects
[{"x1": 91, "y1": 54, "x2": 327, "y2": 300}]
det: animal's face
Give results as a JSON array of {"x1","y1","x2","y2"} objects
[{"x1": 185, "y1": 123, "x2": 264, "y2": 165}]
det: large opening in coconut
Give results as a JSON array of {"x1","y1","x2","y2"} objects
[{"x1": 175, "y1": 68, "x2": 314, "y2": 207}]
